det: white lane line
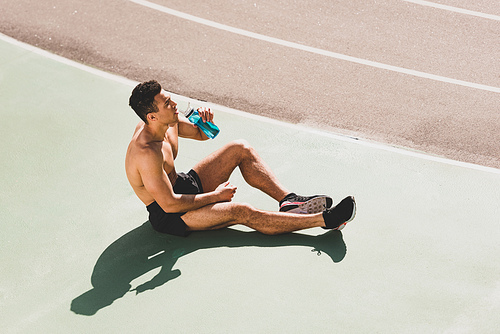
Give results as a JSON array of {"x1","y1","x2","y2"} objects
[
  {"x1": 205, "y1": 101, "x2": 500, "y2": 175},
  {"x1": 129, "y1": 0, "x2": 499, "y2": 94},
  {"x1": 404, "y1": 0, "x2": 500, "y2": 21},
  {"x1": 2, "y1": 32, "x2": 499, "y2": 175}
]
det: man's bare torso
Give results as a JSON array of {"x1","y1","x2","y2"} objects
[{"x1": 125, "y1": 122, "x2": 179, "y2": 206}]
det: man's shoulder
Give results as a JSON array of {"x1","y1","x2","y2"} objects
[
  {"x1": 129, "y1": 138, "x2": 162, "y2": 158},
  {"x1": 128, "y1": 127, "x2": 162, "y2": 160},
  {"x1": 126, "y1": 142, "x2": 164, "y2": 179}
]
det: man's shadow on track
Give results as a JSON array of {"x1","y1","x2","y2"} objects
[{"x1": 71, "y1": 222, "x2": 347, "y2": 316}]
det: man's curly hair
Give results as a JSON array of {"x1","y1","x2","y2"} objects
[{"x1": 129, "y1": 80, "x2": 162, "y2": 124}]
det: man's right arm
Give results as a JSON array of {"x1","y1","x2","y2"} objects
[{"x1": 138, "y1": 149, "x2": 235, "y2": 213}]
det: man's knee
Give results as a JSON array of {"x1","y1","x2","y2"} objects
[
  {"x1": 229, "y1": 203, "x2": 282, "y2": 235},
  {"x1": 232, "y1": 203, "x2": 282, "y2": 235},
  {"x1": 230, "y1": 202, "x2": 256, "y2": 222},
  {"x1": 229, "y1": 139, "x2": 254, "y2": 157}
]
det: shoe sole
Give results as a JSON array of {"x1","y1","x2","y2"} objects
[
  {"x1": 335, "y1": 197, "x2": 356, "y2": 231},
  {"x1": 281, "y1": 196, "x2": 333, "y2": 214}
]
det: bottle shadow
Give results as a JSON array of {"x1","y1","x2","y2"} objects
[{"x1": 70, "y1": 222, "x2": 347, "y2": 316}]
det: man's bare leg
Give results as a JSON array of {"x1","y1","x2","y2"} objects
[
  {"x1": 182, "y1": 202, "x2": 325, "y2": 235},
  {"x1": 193, "y1": 139, "x2": 289, "y2": 202}
]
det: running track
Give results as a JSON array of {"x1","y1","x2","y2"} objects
[{"x1": 1, "y1": 0, "x2": 499, "y2": 168}]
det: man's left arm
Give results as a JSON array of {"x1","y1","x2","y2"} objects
[{"x1": 178, "y1": 106, "x2": 214, "y2": 141}]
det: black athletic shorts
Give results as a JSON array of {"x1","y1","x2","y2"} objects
[{"x1": 146, "y1": 169, "x2": 204, "y2": 237}]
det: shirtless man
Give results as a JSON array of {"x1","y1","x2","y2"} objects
[{"x1": 125, "y1": 80, "x2": 356, "y2": 237}]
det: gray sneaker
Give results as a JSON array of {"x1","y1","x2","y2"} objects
[{"x1": 279, "y1": 193, "x2": 333, "y2": 214}]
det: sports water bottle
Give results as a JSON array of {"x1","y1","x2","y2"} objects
[{"x1": 180, "y1": 102, "x2": 220, "y2": 139}]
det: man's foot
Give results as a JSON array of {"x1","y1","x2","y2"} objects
[
  {"x1": 322, "y1": 196, "x2": 356, "y2": 230},
  {"x1": 279, "y1": 193, "x2": 333, "y2": 214}
]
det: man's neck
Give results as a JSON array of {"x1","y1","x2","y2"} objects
[{"x1": 143, "y1": 123, "x2": 170, "y2": 142}]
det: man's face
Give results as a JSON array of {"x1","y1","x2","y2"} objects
[{"x1": 152, "y1": 90, "x2": 179, "y2": 125}]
